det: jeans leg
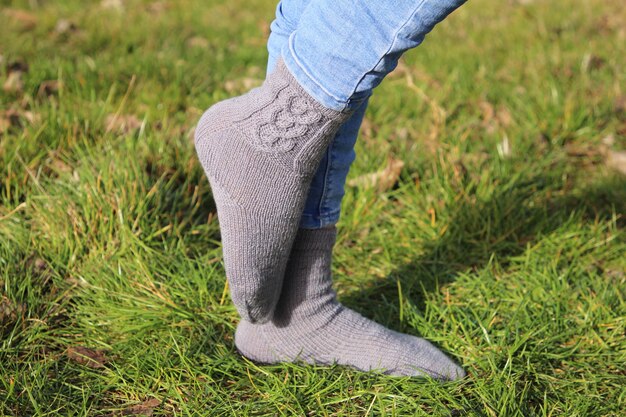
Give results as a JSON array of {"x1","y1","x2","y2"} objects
[
  {"x1": 267, "y1": 0, "x2": 312, "y2": 74},
  {"x1": 282, "y1": 0, "x2": 467, "y2": 111},
  {"x1": 300, "y1": 98, "x2": 368, "y2": 228},
  {"x1": 267, "y1": 0, "x2": 370, "y2": 229}
]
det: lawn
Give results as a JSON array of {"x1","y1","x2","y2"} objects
[{"x1": 1, "y1": 0, "x2": 625, "y2": 415}]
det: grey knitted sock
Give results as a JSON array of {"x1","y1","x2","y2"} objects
[
  {"x1": 194, "y1": 61, "x2": 350, "y2": 323},
  {"x1": 235, "y1": 227, "x2": 466, "y2": 380}
]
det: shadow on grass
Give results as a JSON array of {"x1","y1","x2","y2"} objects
[
  {"x1": 340, "y1": 172, "x2": 625, "y2": 320},
  {"x1": 141, "y1": 155, "x2": 220, "y2": 251}
]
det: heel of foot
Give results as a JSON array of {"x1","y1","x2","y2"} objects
[
  {"x1": 194, "y1": 99, "x2": 239, "y2": 147},
  {"x1": 234, "y1": 321, "x2": 280, "y2": 365}
]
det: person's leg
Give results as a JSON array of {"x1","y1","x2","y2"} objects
[
  {"x1": 266, "y1": 0, "x2": 311, "y2": 74},
  {"x1": 233, "y1": 0, "x2": 467, "y2": 379},
  {"x1": 268, "y1": 0, "x2": 466, "y2": 229},
  {"x1": 282, "y1": 0, "x2": 467, "y2": 112},
  {"x1": 267, "y1": 0, "x2": 368, "y2": 229},
  {"x1": 195, "y1": 0, "x2": 465, "y2": 329},
  {"x1": 236, "y1": 227, "x2": 465, "y2": 379},
  {"x1": 194, "y1": 0, "x2": 361, "y2": 325},
  {"x1": 194, "y1": 61, "x2": 351, "y2": 324}
]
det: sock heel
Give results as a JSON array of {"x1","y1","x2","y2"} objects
[{"x1": 234, "y1": 321, "x2": 279, "y2": 364}]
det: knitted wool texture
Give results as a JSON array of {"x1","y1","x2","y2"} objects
[
  {"x1": 194, "y1": 60, "x2": 351, "y2": 323},
  {"x1": 235, "y1": 227, "x2": 466, "y2": 380}
]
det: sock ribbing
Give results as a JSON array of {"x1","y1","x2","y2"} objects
[{"x1": 235, "y1": 227, "x2": 466, "y2": 380}]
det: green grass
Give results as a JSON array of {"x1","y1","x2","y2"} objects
[{"x1": 1, "y1": 0, "x2": 625, "y2": 415}]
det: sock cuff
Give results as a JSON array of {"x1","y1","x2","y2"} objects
[
  {"x1": 292, "y1": 226, "x2": 337, "y2": 252},
  {"x1": 267, "y1": 60, "x2": 353, "y2": 122}
]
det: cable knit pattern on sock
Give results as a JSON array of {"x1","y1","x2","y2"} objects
[
  {"x1": 194, "y1": 60, "x2": 351, "y2": 323},
  {"x1": 235, "y1": 227, "x2": 466, "y2": 380}
]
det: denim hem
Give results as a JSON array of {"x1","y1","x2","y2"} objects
[
  {"x1": 283, "y1": 34, "x2": 367, "y2": 112},
  {"x1": 299, "y1": 210, "x2": 341, "y2": 229}
]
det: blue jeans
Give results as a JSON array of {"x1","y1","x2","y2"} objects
[{"x1": 267, "y1": 0, "x2": 466, "y2": 228}]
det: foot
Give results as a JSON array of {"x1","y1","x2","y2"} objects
[
  {"x1": 194, "y1": 61, "x2": 350, "y2": 323},
  {"x1": 235, "y1": 227, "x2": 466, "y2": 380}
]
